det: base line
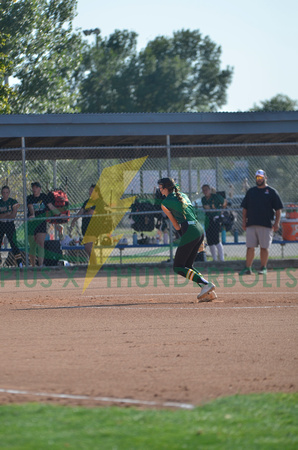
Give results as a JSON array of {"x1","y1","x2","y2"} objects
[
  {"x1": 21, "y1": 304, "x2": 298, "y2": 312},
  {"x1": 83, "y1": 291, "x2": 298, "y2": 298},
  {"x1": 0, "y1": 388, "x2": 194, "y2": 410},
  {"x1": 81, "y1": 305, "x2": 298, "y2": 311}
]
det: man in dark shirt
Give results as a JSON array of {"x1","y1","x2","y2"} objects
[{"x1": 240, "y1": 170, "x2": 283, "y2": 275}]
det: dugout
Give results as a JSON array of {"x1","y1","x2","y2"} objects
[
  {"x1": 0, "y1": 111, "x2": 298, "y2": 158},
  {"x1": 0, "y1": 111, "x2": 297, "y2": 267}
]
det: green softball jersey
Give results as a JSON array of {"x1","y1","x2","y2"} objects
[
  {"x1": 162, "y1": 192, "x2": 197, "y2": 224},
  {"x1": 0, "y1": 197, "x2": 18, "y2": 218},
  {"x1": 201, "y1": 193, "x2": 225, "y2": 218}
]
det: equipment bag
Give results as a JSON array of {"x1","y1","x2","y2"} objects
[
  {"x1": 48, "y1": 189, "x2": 70, "y2": 224},
  {"x1": 130, "y1": 200, "x2": 155, "y2": 232}
]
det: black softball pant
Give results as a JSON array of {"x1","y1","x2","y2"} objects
[
  {"x1": 0, "y1": 222, "x2": 22, "y2": 258},
  {"x1": 173, "y1": 222, "x2": 207, "y2": 286},
  {"x1": 174, "y1": 234, "x2": 204, "y2": 270},
  {"x1": 205, "y1": 218, "x2": 221, "y2": 246}
]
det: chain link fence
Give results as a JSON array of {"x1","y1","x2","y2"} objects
[{"x1": 0, "y1": 144, "x2": 297, "y2": 267}]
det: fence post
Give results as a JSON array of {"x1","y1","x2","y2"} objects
[
  {"x1": 21, "y1": 137, "x2": 29, "y2": 267},
  {"x1": 188, "y1": 156, "x2": 192, "y2": 201},
  {"x1": 53, "y1": 160, "x2": 57, "y2": 189},
  {"x1": 166, "y1": 135, "x2": 174, "y2": 265}
]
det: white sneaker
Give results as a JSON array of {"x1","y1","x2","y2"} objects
[
  {"x1": 198, "y1": 290, "x2": 218, "y2": 303},
  {"x1": 197, "y1": 282, "x2": 215, "y2": 299}
]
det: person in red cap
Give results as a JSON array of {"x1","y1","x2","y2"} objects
[{"x1": 240, "y1": 170, "x2": 283, "y2": 275}]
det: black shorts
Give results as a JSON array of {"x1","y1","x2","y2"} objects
[{"x1": 28, "y1": 219, "x2": 47, "y2": 236}]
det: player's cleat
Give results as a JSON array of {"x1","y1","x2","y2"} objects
[
  {"x1": 198, "y1": 290, "x2": 217, "y2": 303},
  {"x1": 258, "y1": 266, "x2": 267, "y2": 275},
  {"x1": 197, "y1": 282, "x2": 215, "y2": 300},
  {"x1": 239, "y1": 267, "x2": 252, "y2": 275}
]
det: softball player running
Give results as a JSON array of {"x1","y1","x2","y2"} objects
[
  {"x1": 158, "y1": 177, "x2": 216, "y2": 301},
  {"x1": 0, "y1": 185, "x2": 23, "y2": 267}
]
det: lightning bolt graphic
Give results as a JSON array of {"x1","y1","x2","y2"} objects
[{"x1": 82, "y1": 156, "x2": 148, "y2": 292}]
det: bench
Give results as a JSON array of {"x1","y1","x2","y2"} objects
[
  {"x1": 0, "y1": 240, "x2": 296, "y2": 265},
  {"x1": 61, "y1": 243, "x2": 174, "y2": 264},
  {"x1": 61, "y1": 240, "x2": 296, "y2": 262}
]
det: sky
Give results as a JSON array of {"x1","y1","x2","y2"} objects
[{"x1": 73, "y1": 0, "x2": 298, "y2": 112}]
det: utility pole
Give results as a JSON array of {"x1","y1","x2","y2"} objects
[{"x1": 83, "y1": 28, "x2": 100, "y2": 49}]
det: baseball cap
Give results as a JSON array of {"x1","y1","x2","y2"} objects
[
  {"x1": 31, "y1": 181, "x2": 41, "y2": 188},
  {"x1": 255, "y1": 170, "x2": 266, "y2": 178}
]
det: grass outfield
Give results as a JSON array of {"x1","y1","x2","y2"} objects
[{"x1": 0, "y1": 393, "x2": 297, "y2": 449}]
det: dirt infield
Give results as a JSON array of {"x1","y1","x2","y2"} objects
[{"x1": 0, "y1": 266, "x2": 297, "y2": 409}]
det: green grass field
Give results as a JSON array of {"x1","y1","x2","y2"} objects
[{"x1": 0, "y1": 393, "x2": 297, "y2": 449}]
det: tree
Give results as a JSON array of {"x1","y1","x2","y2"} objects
[
  {"x1": 134, "y1": 30, "x2": 233, "y2": 112},
  {"x1": 250, "y1": 94, "x2": 298, "y2": 112},
  {"x1": 0, "y1": 0, "x2": 84, "y2": 113},
  {"x1": 78, "y1": 29, "x2": 233, "y2": 113},
  {"x1": 78, "y1": 29, "x2": 138, "y2": 113},
  {"x1": 0, "y1": 33, "x2": 15, "y2": 113}
]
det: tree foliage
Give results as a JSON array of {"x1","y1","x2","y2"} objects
[
  {"x1": 78, "y1": 29, "x2": 234, "y2": 113},
  {"x1": 78, "y1": 30, "x2": 138, "y2": 113},
  {"x1": 0, "y1": 33, "x2": 15, "y2": 113},
  {"x1": 250, "y1": 94, "x2": 298, "y2": 112},
  {"x1": 2, "y1": 0, "x2": 297, "y2": 116},
  {"x1": 135, "y1": 30, "x2": 233, "y2": 112},
  {"x1": 0, "y1": 0, "x2": 84, "y2": 113}
]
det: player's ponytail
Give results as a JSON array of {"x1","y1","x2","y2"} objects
[{"x1": 158, "y1": 177, "x2": 187, "y2": 219}]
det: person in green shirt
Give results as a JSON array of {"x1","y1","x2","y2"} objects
[
  {"x1": 158, "y1": 177, "x2": 216, "y2": 302},
  {"x1": 0, "y1": 185, "x2": 23, "y2": 267},
  {"x1": 202, "y1": 184, "x2": 227, "y2": 261}
]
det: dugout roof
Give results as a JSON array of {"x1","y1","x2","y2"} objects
[{"x1": 0, "y1": 111, "x2": 298, "y2": 160}]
